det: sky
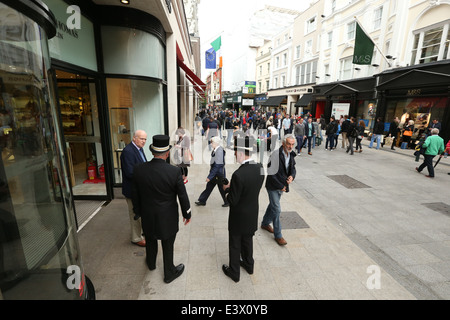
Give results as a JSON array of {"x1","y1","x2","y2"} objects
[{"x1": 197, "y1": 0, "x2": 313, "y2": 82}]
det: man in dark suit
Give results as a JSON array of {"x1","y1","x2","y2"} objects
[
  {"x1": 195, "y1": 136, "x2": 229, "y2": 207},
  {"x1": 132, "y1": 135, "x2": 191, "y2": 284},
  {"x1": 221, "y1": 136, "x2": 264, "y2": 282},
  {"x1": 120, "y1": 130, "x2": 147, "y2": 247},
  {"x1": 261, "y1": 134, "x2": 296, "y2": 246}
]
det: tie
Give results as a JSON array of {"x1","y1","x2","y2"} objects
[{"x1": 139, "y1": 148, "x2": 146, "y2": 162}]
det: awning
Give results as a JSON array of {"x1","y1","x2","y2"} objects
[
  {"x1": 295, "y1": 93, "x2": 313, "y2": 107},
  {"x1": 262, "y1": 95, "x2": 286, "y2": 106},
  {"x1": 176, "y1": 43, "x2": 205, "y2": 98}
]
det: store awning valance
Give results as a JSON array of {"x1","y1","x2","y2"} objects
[
  {"x1": 176, "y1": 43, "x2": 205, "y2": 98},
  {"x1": 262, "y1": 95, "x2": 286, "y2": 106},
  {"x1": 295, "y1": 94, "x2": 312, "y2": 107}
]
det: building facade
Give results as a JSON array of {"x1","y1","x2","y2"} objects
[{"x1": 37, "y1": 0, "x2": 203, "y2": 202}]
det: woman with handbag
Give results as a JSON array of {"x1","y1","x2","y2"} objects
[
  {"x1": 174, "y1": 127, "x2": 192, "y2": 184},
  {"x1": 401, "y1": 120, "x2": 414, "y2": 149}
]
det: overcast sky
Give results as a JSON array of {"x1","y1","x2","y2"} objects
[
  {"x1": 198, "y1": 0, "x2": 311, "y2": 44},
  {"x1": 197, "y1": 0, "x2": 312, "y2": 81}
]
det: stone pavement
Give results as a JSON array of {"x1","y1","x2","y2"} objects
[{"x1": 77, "y1": 134, "x2": 450, "y2": 300}]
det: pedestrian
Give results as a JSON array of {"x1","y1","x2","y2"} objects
[
  {"x1": 346, "y1": 117, "x2": 357, "y2": 155},
  {"x1": 415, "y1": 128, "x2": 445, "y2": 178},
  {"x1": 444, "y1": 140, "x2": 450, "y2": 175},
  {"x1": 225, "y1": 112, "x2": 234, "y2": 149},
  {"x1": 387, "y1": 117, "x2": 400, "y2": 150},
  {"x1": 369, "y1": 117, "x2": 385, "y2": 150},
  {"x1": 334, "y1": 121, "x2": 340, "y2": 148},
  {"x1": 120, "y1": 130, "x2": 147, "y2": 247},
  {"x1": 293, "y1": 118, "x2": 306, "y2": 155},
  {"x1": 267, "y1": 125, "x2": 278, "y2": 152},
  {"x1": 325, "y1": 116, "x2": 338, "y2": 151},
  {"x1": 305, "y1": 117, "x2": 315, "y2": 155},
  {"x1": 132, "y1": 135, "x2": 191, "y2": 283},
  {"x1": 355, "y1": 120, "x2": 365, "y2": 153},
  {"x1": 205, "y1": 116, "x2": 220, "y2": 150},
  {"x1": 401, "y1": 120, "x2": 415, "y2": 149},
  {"x1": 221, "y1": 136, "x2": 265, "y2": 282},
  {"x1": 426, "y1": 119, "x2": 442, "y2": 136},
  {"x1": 282, "y1": 114, "x2": 292, "y2": 136},
  {"x1": 340, "y1": 115, "x2": 350, "y2": 149},
  {"x1": 312, "y1": 118, "x2": 320, "y2": 148},
  {"x1": 174, "y1": 127, "x2": 191, "y2": 184},
  {"x1": 195, "y1": 136, "x2": 229, "y2": 207},
  {"x1": 261, "y1": 134, "x2": 297, "y2": 246}
]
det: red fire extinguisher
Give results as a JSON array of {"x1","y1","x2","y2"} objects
[
  {"x1": 87, "y1": 162, "x2": 97, "y2": 180},
  {"x1": 99, "y1": 164, "x2": 105, "y2": 180}
]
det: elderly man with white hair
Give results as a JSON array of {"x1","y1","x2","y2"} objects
[{"x1": 195, "y1": 136, "x2": 229, "y2": 207}]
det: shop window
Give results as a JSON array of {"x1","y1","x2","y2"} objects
[
  {"x1": 385, "y1": 97, "x2": 448, "y2": 139},
  {"x1": 107, "y1": 79, "x2": 164, "y2": 184}
]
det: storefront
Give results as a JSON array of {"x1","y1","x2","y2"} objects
[
  {"x1": 313, "y1": 77, "x2": 377, "y2": 128},
  {"x1": 41, "y1": 0, "x2": 169, "y2": 198},
  {"x1": 0, "y1": 0, "x2": 94, "y2": 299},
  {"x1": 376, "y1": 60, "x2": 450, "y2": 146}
]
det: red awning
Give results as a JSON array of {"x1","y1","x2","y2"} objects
[{"x1": 176, "y1": 44, "x2": 205, "y2": 98}]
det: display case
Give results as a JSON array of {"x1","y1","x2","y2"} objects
[{"x1": 110, "y1": 107, "x2": 133, "y2": 183}]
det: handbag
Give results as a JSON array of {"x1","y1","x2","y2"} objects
[
  {"x1": 182, "y1": 149, "x2": 193, "y2": 163},
  {"x1": 403, "y1": 130, "x2": 413, "y2": 137}
]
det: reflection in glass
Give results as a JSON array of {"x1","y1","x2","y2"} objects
[{"x1": 0, "y1": 3, "x2": 87, "y2": 299}]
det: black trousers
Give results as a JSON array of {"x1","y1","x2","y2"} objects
[
  {"x1": 145, "y1": 234, "x2": 177, "y2": 279},
  {"x1": 418, "y1": 154, "x2": 436, "y2": 177},
  {"x1": 228, "y1": 233, "x2": 254, "y2": 281},
  {"x1": 198, "y1": 179, "x2": 228, "y2": 204}
]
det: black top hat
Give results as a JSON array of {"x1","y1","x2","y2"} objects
[
  {"x1": 234, "y1": 136, "x2": 255, "y2": 152},
  {"x1": 150, "y1": 135, "x2": 172, "y2": 153}
]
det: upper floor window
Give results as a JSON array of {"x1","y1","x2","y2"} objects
[
  {"x1": 306, "y1": 17, "x2": 317, "y2": 34},
  {"x1": 295, "y1": 45, "x2": 301, "y2": 59},
  {"x1": 339, "y1": 56, "x2": 353, "y2": 80},
  {"x1": 327, "y1": 31, "x2": 333, "y2": 48},
  {"x1": 347, "y1": 21, "x2": 356, "y2": 40},
  {"x1": 410, "y1": 22, "x2": 450, "y2": 65},
  {"x1": 283, "y1": 53, "x2": 288, "y2": 66},
  {"x1": 374, "y1": 7, "x2": 383, "y2": 30}
]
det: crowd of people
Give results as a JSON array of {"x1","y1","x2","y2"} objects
[{"x1": 119, "y1": 106, "x2": 448, "y2": 284}]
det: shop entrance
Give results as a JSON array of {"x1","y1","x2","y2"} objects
[{"x1": 55, "y1": 70, "x2": 107, "y2": 197}]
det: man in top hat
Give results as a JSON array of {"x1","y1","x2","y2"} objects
[
  {"x1": 221, "y1": 136, "x2": 265, "y2": 282},
  {"x1": 132, "y1": 135, "x2": 191, "y2": 283},
  {"x1": 120, "y1": 130, "x2": 147, "y2": 247}
]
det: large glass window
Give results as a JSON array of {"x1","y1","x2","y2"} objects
[
  {"x1": 0, "y1": 2, "x2": 88, "y2": 299},
  {"x1": 102, "y1": 26, "x2": 166, "y2": 80},
  {"x1": 385, "y1": 96, "x2": 447, "y2": 138},
  {"x1": 107, "y1": 79, "x2": 164, "y2": 184}
]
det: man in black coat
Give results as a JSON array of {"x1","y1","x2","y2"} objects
[
  {"x1": 221, "y1": 136, "x2": 265, "y2": 282},
  {"x1": 261, "y1": 134, "x2": 296, "y2": 246},
  {"x1": 132, "y1": 135, "x2": 191, "y2": 284},
  {"x1": 120, "y1": 130, "x2": 147, "y2": 247}
]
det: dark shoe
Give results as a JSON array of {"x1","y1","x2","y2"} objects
[
  {"x1": 261, "y1": 225, "x2": 274, "y2": 233},
  {"x1": 131, "y1": 240, "x2": 146, "y2": 247},
  {"x1": 415, "y1": 167, "x2": 421, "y2": 173},
  {"x1": 222, "y1": 265, "x2": 239, "y2": 282},
  {"x1": 275, "y1": 237, "x2": 287, "y2": 246},
  {"x1": 346, "y1": 148, "x2": 349, "y2": 153},
  {"x1": 240, "y1": 260, "x2": 253, "y2": 275},
  {"x1": 391, "y1": 148, "x2": 395, "y2": 150},
  {"x1": 222, "y1": 203, "x2": 229, "y2": 207},
  {"x1": 164, "y1": 264, "x2": 185, "y2": 284},
  {"x1": 425, "y1": 175, "x2": 434, "y2": 178},
  {"x1": 195, "y1": 201, "x2": 206, "y2": 206},
  {"x1": 147, "y1": 263, "x2": 156, "y2": 271}
]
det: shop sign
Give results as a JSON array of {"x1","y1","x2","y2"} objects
[{"x1": 44, "y1": 0, "x2": 97, "y2": 71}]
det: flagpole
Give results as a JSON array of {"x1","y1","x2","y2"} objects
[{"x1": 354, "y1": 16, "x2": 391, "y2": 67}]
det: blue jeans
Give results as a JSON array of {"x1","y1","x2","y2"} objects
[
  {"x1": 369, "y1": 134, "x2": 382, "y2": 149},
  {"x1": 295, "y1": 136, "x2": 304, "y2": 153},
  {"x1": 262, "y1": 189, "x2": 283, "y2": 239}
]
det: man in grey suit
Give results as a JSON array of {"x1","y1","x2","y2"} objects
[{"x1": 132, "y1": 135, "x2": 191, "y2": 283}]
